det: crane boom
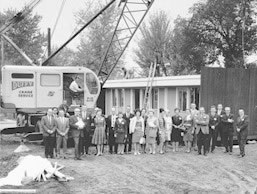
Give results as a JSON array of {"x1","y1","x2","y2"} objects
[{"x1": 97, "y1": 0, "x2": 155, "y2": 85}]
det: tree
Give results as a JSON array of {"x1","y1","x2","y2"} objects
[
  {"x1": 169, "y1": 17, "x2": 218, "y2": 75},
  {"x1": 188, "y1": 0, "x2": 257, "y2": 68},
  {"x1": 49, "y1": 47, "x2": 76, "y2": 66},
  {"x1": 0, "y1": 9, "x2": 46, "y2": 66},
  {"x1": 134, "y1": 11, "x2": 172, "y2": 76},
  {"x1": 74, "y1": 1, "x2": 122, "y2": 78}
]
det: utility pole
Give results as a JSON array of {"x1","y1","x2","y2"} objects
[
  {"x1": 47, "y1": 28, "x2": 51, "y2": 65},
  {"x1": 0, "y1": 36, "x2": 4, "y2": 84}
]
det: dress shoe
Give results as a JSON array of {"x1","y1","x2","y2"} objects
[
  {"x1": 238, "y1": 154, "x2": 245, "y2": 158},
  {"x1": 198, "y1": 152, "x2": 202, "y2": 155}
]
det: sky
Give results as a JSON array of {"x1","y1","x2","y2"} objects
[{"x1": 0, "y1": 0, "x2": 201, "y2": 67}]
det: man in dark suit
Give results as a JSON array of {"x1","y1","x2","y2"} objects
[
  {"x1": 41, "y1": 109, "x2": 57, "y2": 158},
  {"x1": 69, "y1": 108, "x2": 84, "y2": 160},
  {"x1": 81, "y1": 105, "x2": 92, "y2": 155},
  {"x1": 236, "y1": 109, "x2": 248, "y2": 158},
  {"x1": 221, "y1": 107, "x2": 234, "y2": 154},
  {"x1": 194, "y1": 107, "x2": 209, "y2": 156},
  {"x1": 55, "y1": 109, "x2": 69, "y2": 159},
  {"x1": 123, "y1": 105, "x2": 134, "y2": 153},
  {"x1": 216, "y1": 104, "x2": 225, "y2": 146},
  {"x1": 106, "y1": 107, "x2": 118, "y2": 154},
  {"x1": 208, "y1": 106, "x2": 219, "y2": 153},
  {"x1": 58, "y1": 99, "x2": 70, "y2": 117}
]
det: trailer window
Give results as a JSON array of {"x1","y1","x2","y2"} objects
[
  {"x1": 12, "y1": 73, "x2": 34, "y2": 79},
  {"x1": 40, "y1": 74, "x2": 60, "y2": 87},
  {"x1": 86, "y1": 73, "x2": 98, "y2": 94}
]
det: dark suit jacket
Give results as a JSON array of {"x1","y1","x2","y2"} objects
[
  {"x1": 106, "y1": 115, "x2": 117, "y2": 134},
  {"x1": 114, "y1": 118, "x2": 128, "y2": 135},
  {"x1": 236, "y1": 115, "x2": 249, "y2": 139},
  {"x1": 221, "y1": 114, "x2": 234, "y2": 131},
  {"x1": 41, "y1": 115, "x2": 57, "y2": 137},
  {"x1": 81, "y1": 112, "x2": 92, "y2": 133},
  {"x1": 123, "y1": 113, "x2": 134, "y2": 134},
  {"x1": 69, "y1": 115, "x2": 84, "y2": 138},
  {"x1": 209, "y1": 114, "x2": 219, "y2": 129}
]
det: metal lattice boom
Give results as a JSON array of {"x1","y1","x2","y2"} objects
[{"x1": 97, "y1": 0, "x2": 154, "y2": 85}]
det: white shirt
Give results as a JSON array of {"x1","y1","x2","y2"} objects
[{"x1": 69, "y1": 81, "x2": 82, "y2": 92}]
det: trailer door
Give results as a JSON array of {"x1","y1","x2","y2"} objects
[{"x1": 36, "y1": 73, "x2": 63, "y2": 108}]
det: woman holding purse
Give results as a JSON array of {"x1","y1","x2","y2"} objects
[
  {"x1": 114, "y1": 112, "x2": 127, "y2": 155},
  {"x1": 130, "y1": 109, "x2": 145, "y2": 155},
  {"x1": 145, "y1": 109, "x2": 158, "y2": 154},
  {"x1": 183, "y1": 109, "x2": 194, "y2": 153}
]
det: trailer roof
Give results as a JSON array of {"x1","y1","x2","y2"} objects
[
  {"x1": 103, "y1": 75, "x2": 201, "y2": 88},
  {"x1": 2, "y1": 65, "x2": 91, "y2": 72}
]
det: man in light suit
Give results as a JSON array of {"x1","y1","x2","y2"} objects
[
  {"x1": 194, "y1": 107, "x2": 209, "y2": 156},
  {"x1": 221, "y1": 107, "x2": 234, "y2": 154},
  {"x1": 236, "y1": 109, "x2": 248, "y2": 158},
  {"x1": 106, "y1": 107, "x2": 118, "y2": 154},
  {"x1": 41, "y1": 109, "x2": 57, "y2": 158},
  {"x1": 69, "y1": 108, "x2": 84, "y2": 160},
  {"x1": 55, "y1": 110, "x2": 69, "y2": 159}
]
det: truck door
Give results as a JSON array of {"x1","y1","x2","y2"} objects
[{"x1": 36, "y1": 73, "x2": 63, "y2": 108}]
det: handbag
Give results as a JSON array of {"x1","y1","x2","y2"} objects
[{"x1": 139, "y1": 137, "x2": 146, "y2": 144}]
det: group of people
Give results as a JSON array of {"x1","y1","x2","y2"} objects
[{"x1": 41, "y1": 101, "x2": 248, "y2": 160}]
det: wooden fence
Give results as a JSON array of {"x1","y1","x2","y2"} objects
[{"x1": 200, "y1": 67, "x2": 257, "y2": 139}]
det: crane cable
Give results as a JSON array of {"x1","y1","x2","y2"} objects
[{"x1": 41, "y1": 0, "x2": 67, "y2": 60}]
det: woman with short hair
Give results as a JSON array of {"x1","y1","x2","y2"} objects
[
  {"x1": 164, "y1": 109, "x2": 172, "y2": 152},
  {"x1": 183, "y1": 109, "x2": 194, "y2": 153},
  {"x1": 114, "y1": 111, "x2": 128, "y2": 155},
  {"x1": 92, "y1": 108, "x2": 106, "y2": 156},
  {"x1": 130, "y1": 109, "x2": 145, "y2": 155},
  {"x1": 171, "y1": 108, "x2": 183, "y2": 152},
  {"x1": 145, "y1": 110, "x2": 158, "y2": 154},
  {"x1": 158, "y1": 108, "x2": 166, "y2": 154}
]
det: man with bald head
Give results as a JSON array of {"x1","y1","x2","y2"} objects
[
  {"x1": 236, "y1": 109, "x2": 248, "y2": 157},
  {"x1": 41, "y1": 109, "x2": 57, "y2": 158},
  {"x1": 70, "y1": 108, "x2": 85, "y2": 160},
  {"x1": 221, "y1": 107, "x2": 234, "y2": 154}
]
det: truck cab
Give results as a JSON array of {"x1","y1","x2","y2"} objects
[{"x1": 1, "y1": 65, "x2": 101, "y2": 112}]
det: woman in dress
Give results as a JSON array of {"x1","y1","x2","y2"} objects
[
  {"x1": 171, "y1": 108, "x2": 183, "y2": 152},
  {"x1": 158, "y1": 108, "x2": 166, "y2": 154},
  {"x1": 114, "y1": 112, "x2": 127, "y2": 155},
  {"x1": 130, "y1": 109, "x2": 145, "y2": 155},
  {"x1": 140, "y1": 108, "x2": 148, "y2": 153},
  {"x1": 145, "y1": 109, "x2": 158, "y2": 154},
  {"x1": 92, "y1": 108, "x2": 106, "y2": 156},
  {"x1": 164, "y1": 109, "x2": 172, "y2": 152},
  {"x1": 183, "y1": 109, "x2": 194, "y2": 153}
]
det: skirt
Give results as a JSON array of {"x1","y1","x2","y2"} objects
[
  {"x1": 183, "y1": 128, "x2": 193, "y2": 142},
  {"x1": 92, "y1": 126, "x2": 106, "y2": 145},
  {"x1": 146, "y1": 127, "x2": 157, "y2": 144},
  {"x1": 159, "y1": 131, "x2": 166, "y2": 144},
  {"x1": 165, "y1": 129, "x2": 171, "y2": 141},
  {"x1": 132, "y1": 128, "x2": 144, "y2": 143},
  {"x1": 116, "y1": 132, "x2": 126, "y2": 144},
  {"x1": 171, "y1": 127, "x2": 181, "y2": 142}
]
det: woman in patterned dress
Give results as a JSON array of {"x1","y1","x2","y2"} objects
[
  {"x1": 92, "y1": 108, "x2": 106, "y2": 156},
  {"x1": 158, "y1": 108, "x2": 166, "y2": 154},
  {"x1": 130, "y1": 109, "x2": 145, "y2": 155},
  {"x1": 145, "y1": 109, "x2": 158, "y2": 154},
  {"x1": 171, "y1": 108, "x2": 183, "y2": 152},
  {"x1": 183, "y1": 109, "x2": 194, "y2": 153},
  {"x1": 114, "y1": 112, "x2": 127, "y2": 155},
  {"x1": 164, "y1": 109, "x2": 172, "y2": 152}
]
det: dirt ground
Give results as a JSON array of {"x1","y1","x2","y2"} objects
[{"x1": 1, "y1": 134, "x2": 257, "y2": 194}]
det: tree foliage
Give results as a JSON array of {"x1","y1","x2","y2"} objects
[
  {"x1": 134, "y1": 11, "x2": 172, "y2": 76},
  {"x1": 188, "y1": 0, "x2": 257, "y2": 68},
  {"x1": 0, "y1": 9, "x2": 46, "y2": 66},
  {"x1": 75, "y1": 1, "x2": 122, "y2": 77}
]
